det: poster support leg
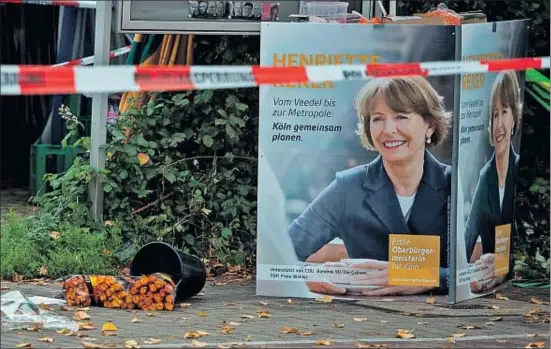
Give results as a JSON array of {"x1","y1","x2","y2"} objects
[{"x1": 89, "y1": 0, "x2": 112, "y2": 222}]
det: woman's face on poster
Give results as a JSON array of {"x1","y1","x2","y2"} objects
[
  {"x1": 491, "y1": 98, "x2": 514, "y2": 157},
  {"x1": 369, "y1": 99, "x2": 431, "y2": 164}
]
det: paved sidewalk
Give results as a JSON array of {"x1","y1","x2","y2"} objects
[{"x1": 1, "y1": 280, "x2": 549, "y2": 348}]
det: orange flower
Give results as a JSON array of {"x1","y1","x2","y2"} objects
[{"x1": 165, "y1": 303, "x2": 174, "y2": 311}]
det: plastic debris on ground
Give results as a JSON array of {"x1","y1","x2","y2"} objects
[{"x1": 1, "y1": 291, "x2": 78, "y2": 332}]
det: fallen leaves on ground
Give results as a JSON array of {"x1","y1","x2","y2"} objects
[
  {"x1": 315, "y1": 296, "x2": 333, "y2": 303},
  {"x1": 496, "y1": 294, "x2": 510, "y2": 300},
  {"x1": 490, "y1": 305, "x2": 500, "y2": 309},
  {"x1": 228, "y1": 322, "x2": 241, "y2": 326},
  {"x1": 38, "y1": 338, "x2": 54, "y2": 343},
  {"x1": 130, "y1": 316, "x2": 141, "y2": 323},
  {"x1": 425, "y1": 296, "x2": 436, "y2": 304},
  {"x1": 241, "y1": 315, "x2": 255, "y2": 319},
  {"x1": 137, "y1": 153, "x2": 150, "y2": 165},
  {"x1": 198, "y1": 311, "x2": 207, "y2": 317},
  {"x1": 77, "y1": 307, "x2": 90, "y2": 312},
  {"x1": 281, "y1": 326, "x2": 298, "y2": 334},
  {"x1": 39, "y1": 266, "x2": 48, "y2": 276},
  {"x1": 258, "y1": 312, "x2": 271, "y2": 318},
  {"x1": 180, "y1": 303, "x2": 192, "y2": 308},
  {"x1": 287, "y1": 299, "x2": 293, "y2": 304},
  {"x1": 445, "y1": 337, "x2": 456, "y2": 344},
  {"x1": 353, "y1": 317, "x2": 368, "y2": 322},
  {"x1": 357, "y1": 343, "x2": 387, "y2": 348},
  {"x1": 417, "y1": 321, "x2": 428, "y2": 325},
  {"x1": 457, "y1": 324, "x2": 482, "y2": 330},
  {"x1": 60, "y1": 305, "x2": 72, "y2": 311},
  {"x1": 316, "y1": 339, "x2": 332, "y2": 346},
  {"x1": 74, "y1": 311, "x2": 91, "y2": 321},
  {"x1": 146, "y1": 312, "x2": 158, "y2": 317},
  {"x1": 530, "y1": 297, "x2": 549, "y2": 305},
  {"x1": 525, "y1": 342, "x2": 546, "y2": 348},
  {"x1": 16, "y1": 343, "x2": 32, "y2": 348},
  {"x1": 82, "y1": 342, "x2": 105, "y2": 349},
  {"x1": 185, "y1": 331, "x2": 209, "y2": 339},
  {"x1": 299, "y1": 330, "x2": 313, "y2": 336},
  {"x1": 39, "y1": 303, "x2": 53, "y2": 311},
  {"x1": 259, "y1": 301, "x2": 269, "y2": 306},
  {"x1": 221, "y1": 326, "x2": 234, "y2": 334},
  {"x1": 490, "y1": 316, "x2": 503, "y2": 322},
  {"x1": 396, "y1": 329, "x2": 416, "y2": 339},
  {"x1": 333, "y1": 322, "x2": 345, "y2": 328},
  {"x1": 191, "y1": 340, "x2": 208, "y2": 348},
  {"x1": 26, "y1": 323, "x2": 42, "y2": 331},
  {"x1": 123, "y1": 340, "x2": 139, "y2": 349},
  {"x1": 57, "y1": 328, "x2": 72, "y2": 335},
  {"x1": 101, "y1": 321, "x2": 118, "y2": 336},
  {"x1": 143, "y1": 338, "x2": 162, "y2": 344},
  {"x1": 526, "y1": 334, "x2": 537, "y2": 337},
  {"x1": 78, "y1": 322, "x2": 97, "y2": 330},
  {"x1": 450, "y1": 333, "x2": 465, "y2": 338}
]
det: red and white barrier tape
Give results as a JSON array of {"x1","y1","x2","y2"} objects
[
  {"x1": 1, "y1": 57, "x2": 549, "y2": 96},
  {"x1": 0, "y1": 0, "x2": 96, "y2": 8},
  {"x1": 52, "y1": 46, "x2": 132, "y2": 67}
]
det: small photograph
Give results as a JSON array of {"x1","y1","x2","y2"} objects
[
  {"x1": 252, "y1": 2, "x2": 262, "y2": 19},
  {"x1": 189, "y1": 1, "x2": 229, "y2": 19},
  {"x1": 261, "y1": 2, "x2": 280, "y2": 21}
]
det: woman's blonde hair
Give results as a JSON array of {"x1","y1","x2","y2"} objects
[
  {"x1": 488, "y1": 70, "x2": 522, "y2": 146},
  {"x1": 354, "y1": 76, "x2": 451, "y2": 151}
]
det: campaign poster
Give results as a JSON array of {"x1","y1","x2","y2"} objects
[
  {"x1": 453, "y1": 20, "x2": 528, "y2": 303},
  {"x1": 257, "y1": 22, "x2": 457, "y2": 300}
]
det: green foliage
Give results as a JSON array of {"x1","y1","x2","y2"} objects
[
  {"x1": 28, "y1": 36, "x2": 260, "y2": 273},
  {"x1": 0, "y1": 211, "x2": 122, "y2": 279}
]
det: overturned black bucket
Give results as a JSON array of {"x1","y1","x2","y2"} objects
[{"x1": 130, "y1": 242, "x2": 207, "y2": 302}]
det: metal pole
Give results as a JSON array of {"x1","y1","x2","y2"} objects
[
  {"x1": 89, "y1": 0, "x2": 112, "y2": 222},
  {"x1": 389, "y1": 1, "x2": 397, "y2": 17}
]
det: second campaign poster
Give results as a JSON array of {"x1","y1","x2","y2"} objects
[
  {"x1": 453, "y1": 20, "x2": 528, "y2": 303},
  {"x1": 257, "y1": 22, "x2": 457, "y2": 300}
]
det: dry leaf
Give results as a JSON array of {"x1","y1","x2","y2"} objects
[
  {"x1": 16, "y1": 343, "x2": 32, "y2": 348},
  {"x1": 130, "y1": 317, "x2": 141, "y2": 323},
  {"x1": 144, "y1": 338, "x2": 162, "y2": 344},
  {"x1": 57, "y1": 328, "x2": 72, "y2": 335},
  {"x1": 60, "y1": 305, "x2": 72, "y2": 311},
  {"x1": 74, "y1": 311, "x2": 91, "y2": 321},
  {"x1": 281, "y1": 326, "x2": 298, "y2": 334},
  {"x1": 185, "y1": 331, "x2": 208, "y2": 339},
  {"x1": 245, "y1": 336, "x2": 252, "y2": 342},
  {"x1": 334, "y1": 322, "x2": 345, "y2": 328},
  {"x1": 38, "y1": 265, "x2": 48, "y2": 276},
  {"x1": 0, "y1": 285, "x2": 10, "y2": 291},
  {"x1": 228, "y1": 322, "x2": 241, "y2": 326},
  {"x1": 241, "y1": 315, "x2": 255, "y2": 319},
  {"x1": 353, "y1": 317, "x2": 368, "y2": 322},
  {"x1": 259, "y1": 301, "x2": 269, "y2": 306},
  {"x1": 525, "y1": 343, "x2": 546, "y2": 348},
  {"x1": 214, "y1": 282, "x2": 228, "y2": 286},
  {"x1": 101, "y1": 321, "x2": 118, "y2": 334},
  {"x1": 357, "y1": 343, "x2": 387, "y2": 348},
  {"x1": 231, "y1": 341, "x2": 245, "y2": 346},
  {"x1": 38, "y1": 338, "x2": 54, "y2": 343},
  {"x1": 26, "y1": 323, "x2": 42, "y2": 331},
  {"x1": 299, "y1": 330, "x2": 313, "y2": 336},
  {"x1": 77, "y1": 307, "x2": 90, "y2": 312},
  {"x1": 417, "y1": 321, "x2": 428, "y2": 325},
  {"x1": 258, "y1": 312, "x2": 271, "y2": 318},
  {"x1": 490, "y1": 316, "x2": 503, "y2": 322},
  {"x1": 530, "y1": 297, "x2": 549, "y2": 305},
  {"x1": 316, "y1": 339, "x2": 332, "y2": 346},
  {"x1": 457, "y1": 325, "x2": 478, "y2": 330},
  {"x1": 218, "y1": 346, "x2": 230, "y2": 349},
  {"x1": 486, "y1": 322, "x2": 495, "y2": 326},
  {"x1": 287, "y1": 299, "x2": 293, "y2": 304},
  {"x1": 180, "y1": 303, "x2": 192, "y2": 308},
  {"x1": 137, "y1": 153, "x2": 150, "y2": 165},
  {"x1": 78, "y1": 322, "x2": 97, "y2": 330},
  {"x1": 445, "y1": 337, "x2": 456, "y2": 344},
  {"x1": 490, "y1": 305, "x2": 500, "y2": 309},
  {"x1": 425, "y1": 296, "x2": 436, "y2": 304},
  {"x1": 526, "y1": 334, "x2": 537, "y2": 337},
  {"x1": 396, "y1": 329, "x2": 416, "y2": 339},
  {"x1": 495, "y1": 294, "x2": 509, "y2": 300},
  {"x1": 191, "y1": 340, "x2": 208, "y2": 348},
  {"x1": 49, "y1": 231, "x2": 61, "y2": 239},
  {"x1": 315, "y1": 295, "x2": 333, "y2": 303},
  {"x1": 256, "y1": 308, "x2": 269, "y2": 314},
  {"x1": 82, "y1": 343, "x2": 103, "y2": 349},
  {"x1": 221, "y1": 326, "x2": 234, "y2": 334},
  {"x1": 380, "y1": 320, "x2": 388, "y2": 323},
  {"x1": 198, "y1": 311, "x2": 207, "y2": 317},
  {"x1": 123, "y1": 340, "x2": 139, "y2": 349},
  {"x1": 146, "y1": 312, "x2": 158, "y2": 317},
  {"x1": 76, "y1": 333, "x2": 89, "y2": 338},
  {"x1": 451, "y1": 333, "x2": 466, "y2": 338}
]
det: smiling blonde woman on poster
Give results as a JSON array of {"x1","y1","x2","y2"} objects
[
  {"x1": 288, "y1": 76, "x2": 452, "y2": 297},
  {"x1": 464, "y1": 70, "x2": 522, "y2": 293}
]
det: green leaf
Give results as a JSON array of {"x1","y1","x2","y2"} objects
[
  {"x1": 229, "y1": 116, "x2": 246, "y2": 128},
  {"x1": 235, "y1": 102, "x2": 248, "y2": 111},
  {"x1": 217, "y1": 109, "x2": 228, "y2": 118},
  {"x1": 203, "y1": 135, "x2": 214, "y2": 148},
  {"x1": 221, "y1": 228, "x2": 232, "y2": 239},
  {"x1": 172, "y1": 133, "x2": 187, "y2": 142},
  {"x1": 119, "y1": 169, "x2": 128, "y2": 180},
  {"x1": 215, "y1": 119, "x2": 227, "y2": 126},
  {"x1": 163, "y1": 170, "x2": 177, "y2": 183},
  {"x1": 225, "y1": 124, "x2": 237, "y2": 139},
  {"x1": 104, "y1": 184, "x2": 112, "y2": 193}
]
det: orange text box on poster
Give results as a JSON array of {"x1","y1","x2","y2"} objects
[
  {"x1": 494, "y1": 224, "x2": 511, "y2": 277},
  {"x1": 388, "y1": 234, "x2": 440, "y2": 287}
]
